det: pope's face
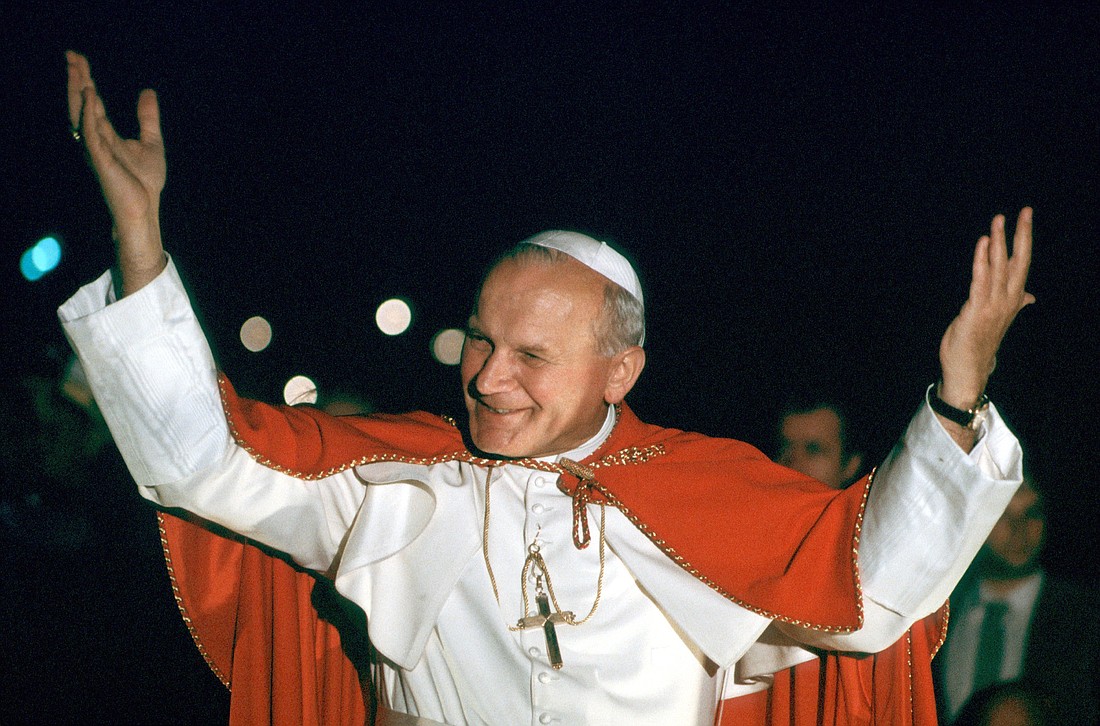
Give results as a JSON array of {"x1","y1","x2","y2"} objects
[{"x1": 461, "y1": 258, "x2": 621, "y2": 458}]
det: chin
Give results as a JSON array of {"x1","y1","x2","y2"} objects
[{"x1": 469, "y1": 432, "x2": 528, "y2": 460}]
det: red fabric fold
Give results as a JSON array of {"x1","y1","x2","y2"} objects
[
  {"x1": 717, "y1": 606, "x2": 948, "y2": 725},
  {"x1": 155, "y1": 374, "x2": 942, "y2": 724},
  {"x1": 160, "y1": 512, "x2": 371, "y2": 725},
  {"x1": 583, "y1": 413, "x2": 868, "y2": 629}
]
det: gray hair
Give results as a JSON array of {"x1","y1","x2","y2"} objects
[{"x1": 479, "y1": 243, "x2": 645, "y2": 357}]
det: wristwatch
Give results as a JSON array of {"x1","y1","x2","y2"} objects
[{"x1": 929, "y1": 386, "x2": 990, "y2": 431}]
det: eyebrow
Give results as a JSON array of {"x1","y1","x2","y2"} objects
[
  {"x1": 464, "y1": 317, "x2": 491, "y2": 337},
  {"x1": 518, "y1": 343, "x2": 553, "y2": 356},
  {"x1": 463, "y1": 322, "x2": 554, "y2": 356}
]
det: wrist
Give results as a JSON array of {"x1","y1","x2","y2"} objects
[
  {"x1": 935, "y1": 378, "x2": 986, "y2": 412},
  {"x1": 930, "y1": 382, "x2": 990, "y2": 431},
  {"x1": 115, "y1": 220, "x2": 166, "y2": 297}
]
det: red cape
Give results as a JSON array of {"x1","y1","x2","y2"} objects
[{"x1": 159, "y1": 375, "x2": 946, "y2": 724}]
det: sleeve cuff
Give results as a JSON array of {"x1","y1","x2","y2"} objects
[{"x1": 58, "y1": 255, "x2": 230, "y2": 487}]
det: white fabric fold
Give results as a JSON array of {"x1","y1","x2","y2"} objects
[{"x1": 58, "y1": 259, "x2": 229, "y2": 487}]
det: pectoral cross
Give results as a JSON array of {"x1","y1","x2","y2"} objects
[{"x1": 517, "y1": 576, "x2": 572, "y2": 669}]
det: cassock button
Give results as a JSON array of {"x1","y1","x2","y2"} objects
[
  {"x1": 528, "y1": 646, "x2": 541, "y2": 658},
  {"x1": 531, "y1": 503, "x2": 546, "y2": 514},
  {"x1": 537, "y1": 671, "x2": 558, "y2": 684},
  {"x1": 538, "y1": 713, "x2": 559, "y2": 724}
]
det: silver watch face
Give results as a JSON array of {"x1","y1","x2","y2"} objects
[{"x1": 968, "y1": 405, "x2": 990, "y2": 431}]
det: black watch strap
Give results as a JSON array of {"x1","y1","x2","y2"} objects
[{"x1": 929, "y1": 387, "x2": 990, "y2": 429}]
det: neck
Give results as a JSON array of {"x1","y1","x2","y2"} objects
[{"x1": 540, "y1": 405, "x2": 617, "y2": 464}]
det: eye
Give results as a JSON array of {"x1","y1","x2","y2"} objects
[
  {"x1": 520, "y1": 350, "x2": 546, "y2": 365},
  {"x1": 464, "y1": 332, "x2": 492, "y2": 350}
]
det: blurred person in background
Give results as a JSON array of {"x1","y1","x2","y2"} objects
[
  {"x1": 935, "y1": 463, "x2": 1100, "y2": 725},
  {"x1": 774, "y1": 389, "x2": 864, "y2": 490}
]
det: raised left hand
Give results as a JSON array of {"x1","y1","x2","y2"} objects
[{"x1": 938, "y1": 207, "x2": 1035, "y2": 414}]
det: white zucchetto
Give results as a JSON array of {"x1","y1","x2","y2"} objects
[{"x1": 524, "y1": 229, "x2": 645, "y2": 346}]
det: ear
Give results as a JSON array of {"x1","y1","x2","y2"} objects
[
  {"x1": 841, "y1": 453, "x2": 863, "y2": 484},
  {"x1": 604, "y1": 346, "x2": 646, "y2": 404}
]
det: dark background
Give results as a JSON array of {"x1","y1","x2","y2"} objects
[{"x1": 2, "y1": 3, "x2": 1097, "y2": 723}]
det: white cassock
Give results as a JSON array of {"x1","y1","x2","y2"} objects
[{"x1": 59, "y1": 258, "x2": 1023, "y2": 726}]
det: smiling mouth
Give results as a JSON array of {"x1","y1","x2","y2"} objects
[{"x1": 474, "y1": 398, "x2": 523, "y2": 416}]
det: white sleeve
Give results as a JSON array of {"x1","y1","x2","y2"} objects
[
  {"x1": 59, "y1": 258, "x2": 228, "y2": 487},
  {"x1": 788, "y1": 390, "x2": 1022, "y2": 651},
  {"x1": 58, "y1": 258, "x2": 365, "y2": 572}
]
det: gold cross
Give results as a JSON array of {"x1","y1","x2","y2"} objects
[{"x1": 517, "y1": 590, "x2": 572, "y2": 669}]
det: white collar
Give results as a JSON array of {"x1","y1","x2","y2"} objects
[
  {"x1": 535, "y1": 405, "x2": 617, "y2": 466},
  {"x1": 979, "y1": 570, "x2": 1044, "y2": 612}
]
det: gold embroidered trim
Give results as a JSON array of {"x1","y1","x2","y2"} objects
[
  {"x1": 218, "y1": 378, "x2": 668, "y2": 482},
  {"x1": 553, "y1": 467, "x2": 870, "y2": 633},
  {"x1": 157, "y1": 511, "x2": 231, "y2": 690},
  {"x1": 591, "y1": 444, "x2": 667, "y2": 467},
  {"x1": 218, "y1": 375, "x2": 867, "y2": 632},
  {"x1": 930, "y1": 599, "x2": 950, "y2": 660},
  {"x1": 906, "y1": 628, "x2": 915, "y2": 717}
]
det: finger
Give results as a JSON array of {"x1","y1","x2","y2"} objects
[
  {"x1": 970, "y1": 233, "x2": 991, "y2": 302},
  {"x1": 987, "y1": 214, "x2": 1008, "y2": 290},
  {"x1": 66, "y1": 50, "x2": 92, "y2": 131},
  {"x1": 80, "y1": 86, "x2": 108, "y2": 167},
  {"x1": 136, "y1": 89, "x2": 163, "y2": 146},
  {"x1": 1007, "y1": 207, "x2": 1033, "y2": 294},
  {"x1": 82, "y1": 85, "x2": 122, "y2": 168}
]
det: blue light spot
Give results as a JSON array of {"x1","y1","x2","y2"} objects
[
  {"x1": 20, "y1": 236, "x2": 63, "y2": 281},
  {"x1": 31, "y1": 237, "x2": 61, "y2": 272},
  {"x1": 20, "y1": 250, "x2": 44, "y2": 281}
]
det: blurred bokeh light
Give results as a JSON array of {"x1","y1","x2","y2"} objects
[
  {"x1": 240, "y1": 315, "x2": 273, "y2": 352},
  {"x1": 375, "y1": 298, "x2": 412, "y2": 336},
  {"x1": 20, "y1": 236, "x2": 62, "y2": 281},
  {"x1": 431, "y1": 328, "x2": 465, "y2": 366},
  {"x1": 283, "y1": 375, "x2": 318, "y2": 405}
]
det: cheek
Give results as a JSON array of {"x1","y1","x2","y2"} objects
[
  {"x1": 459, "y1": 362, "x2": 474, "y2": 390},
  {"x1": 809, "y1": 460, "x2": 837, "y2": 481},
  {"x1": 1026, "y1": 521, "x2": 1044, "y2": 545},
  {"x1": 459, "y1": 350, "x2": 482, "y2": 390},
  {"x1": 515, "y1": 369, "x2": 555, "y2": 408},
  {"x1": 522, "y1": 368, "x2": 587, "y2": 415},
  {"x1": 986, "y1": 521, "x2": 1009, "y2": 547}
]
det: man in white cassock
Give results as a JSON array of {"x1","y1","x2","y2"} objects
[{"x1": 59, "y1": 51, "x2": 1035, "y2": 725}]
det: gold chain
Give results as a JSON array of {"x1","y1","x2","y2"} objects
[{"x1": 481, "y1": 464, "x2": 606, "y2": 630}]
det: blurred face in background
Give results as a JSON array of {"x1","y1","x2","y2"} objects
[
  {"x1": 777, "y1": 406, "x2": 861, "y2": 489},
  {"x1": 978, "y1": 479, "x2": 1045, "y2": 580}
]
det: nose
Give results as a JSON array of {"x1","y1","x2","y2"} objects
[
  {"x1": 471, "y1": 349, "x2": 515, "y2": 397},
  {"x1": 1004, "y1": 514, "x2": 1041, "y2": 540},
  {"x1": 779, "y1": 447, "x2": 804, "y2": 469}
]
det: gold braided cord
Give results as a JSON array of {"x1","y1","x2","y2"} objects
[
  {"x1": 482, "y1": 465, "x2": 501, "y2": 603},
  {"x1": 481, "y1": 464, "x2": 607, "y2": 630}
]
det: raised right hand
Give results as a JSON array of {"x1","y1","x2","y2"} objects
[{"x1": 67, "y1": 50, "x2": 167, "y2": 295}]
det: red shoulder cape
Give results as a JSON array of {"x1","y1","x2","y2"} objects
[{"x1": 159, "y1": 375, "x2": 946, "y2": 724}]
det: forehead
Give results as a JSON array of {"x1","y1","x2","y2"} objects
[
  {"x1": 782, "y1": 408, "x2": 842, "y2": 439},
  {"x1": 1007, "y1": 482, "x2": 1042, "y2": 514},
  {"x1": 474, "y1": 256, "x2": 606, "y2": 322}
]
